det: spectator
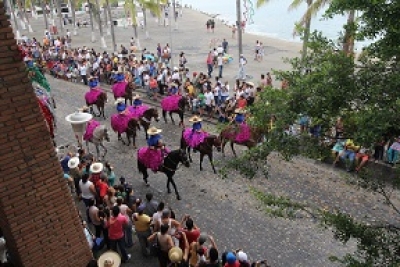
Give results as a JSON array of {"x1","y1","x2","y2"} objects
[
  {"x1": 387, "y1": 136, "x2": 400, "y2": 166},
  {"x1": 104, "y1": 162, "x2": 116, "y2": 186},
  {"x1": 153, "y1": 202, "x2": 166, "y2": 222},
  {"x1": 133, "y1": 204, "x2": 152, "y2": 256},
  {"x1": 355, "y1": 147, "x2": 370, "y2": 173},
  {"x1": 143, "y1": 192, "x2": 159, "y2": 217},
  {"x1": 104, "y1": 206, "x2": 131, "y2": 263},
  {"x1": 206, "y1": 52, "x2": 214, "y2": 78},
  {"x1": 148, "y1": 223, "x2": 174, "y2": 267},
  {"x1": 224, "y1": 252, "x2": 240, "y2": 267},
  {"x1": 116, "y1": 197, "x2": 133, "y2": 248},
  {"x1": 189, "y1": 234, "x2": 208, "y2": 267},
  {"x1": 339, "y1": 139, "x2": 359, "y2": 172},
  {"x1": 181, "y1": 215, "x2": 201, "y2": 245}
]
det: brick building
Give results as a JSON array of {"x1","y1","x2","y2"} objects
[{"x1": 0, "y1": 2, "x2": 92, "y2": 266}]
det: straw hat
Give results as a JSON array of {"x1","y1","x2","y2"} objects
[
  {"x1": 90, "y1": 162, "x2": 104, "y2": 174},
  {"x1": 246, "y1": 81, "x2": 255, "y2": 87},
  {"x1": 189, "y1": 115, "x2": 202, "y2": 123},
  {"x1": 168, "y1": 247, "x2": 183, "y2": 263},
  {"x1": 147, "y1": 127, "x2": 162, "y2": 136},
  {"x1": 234, "y1": 108, "x2": 246, "y2": 114},
  {"x1": 97, "y1": 251, "x2": 121, "y2": 267},
  {"x1": 114, "y1": 98, "x2": 125, "y2": 105},
  {"x1": 67, "y1": 157, "x2": 80, "y2": 169}
]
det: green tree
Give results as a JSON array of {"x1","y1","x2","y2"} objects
[{"x1": 222, "y1": 29, "x2": 400, "y2": 265}]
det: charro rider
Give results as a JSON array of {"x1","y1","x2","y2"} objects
[
  {"x1": 110, "y1": 98, "x2": 130, "y2": 141},
  {"x1": 128, "y1": 94, "x2": 149, "y2": 119},
  {"x1": 183, "y1": 115, "x2": 208, "y2": 152},
  {"x1": 84, "y1": 76, "x2": 104, "y2": 112},
  {"x1": 138, "y1": 127, "x2": 170, "y2": 176},
  {"x1": 111, "y1": 71, "x2": 128, "y2": 99},
  {"x1": 231, "y1": 108, "x2": 251, "y2": 143}
]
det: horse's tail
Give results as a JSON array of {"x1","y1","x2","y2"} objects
[{"x1": 180, "y1": 129, "x2": 186, "y2": 150}]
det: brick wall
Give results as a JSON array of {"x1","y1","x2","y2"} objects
[{"x1": 0, "y1": 2, "x2": 92, "y2": 267}]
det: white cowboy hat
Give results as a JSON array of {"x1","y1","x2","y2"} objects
[
  {"x1": 90, "y1": 162, "x2": 104, "y2": 174},
  {"x1": 97, "y1": 251, "x2": 121, "y2": 267},
  {"x1": 234, "y1": 108, "x2": 246, "y2": 114},
  {"x1": 168, "y1": 247, "x2": 183, "y2": 263},
  {"x1": 67, "y1": 157, "x2": 80, "y2": 169},
  {"x1": 133, "y1": 94, "x2": 141, "y2": 100},
  {"x1": 114, "y1": 98, "x2": 125, "y2": 105},
  {"x1": 189, "y1": 115, "x2": 203, "y2": 123},
  {"x1": 246, "y1": 81, "x2": 255, "y2": 87},
  {"x1": 147, "y1": 127, "x2": 162, "y2": 136}
]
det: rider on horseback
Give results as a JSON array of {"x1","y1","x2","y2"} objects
[
  {"x1": 111, "y1": 98, "x2": 130, "y2": 140},
  {"x1": 112, "y1": 71, "x2": 128, "y2": 98},
  {"x1": 230, "y1": 108, "x2": 251, "y2": 143},
  {"x1": 128, "y1": 94, "x2": 149, "y2": 119},
  {"x1": 85, "y1": 76, "x2": 103, "y2": 106},
  {"x1": 138, "y1": 127, "x2": 170, "y2": 175},
  {"x1": 183, "y1": 116, "x2": 209, "y2": 153}
]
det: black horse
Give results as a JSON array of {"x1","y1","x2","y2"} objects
[
  {"x1": 137, "y1": 149, "x2": 190, "y2": 200},
  {"x1": 180, "y1": 133, "x2": 222, "y2": 174},
  {"x1": 162, "y1": 96, "x2": 187, "y2": 127}
]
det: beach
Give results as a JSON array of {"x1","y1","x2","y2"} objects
[{"x1": 20, "y1": 6, "x2": 302, "y2": 87}]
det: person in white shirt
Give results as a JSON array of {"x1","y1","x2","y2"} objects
[
  {"x1": 143, "y1": 71, "x2": 150, "y2": 97},
  {"x1": 217, "y1": 54, "x2": 223, "y2": 78},
  {"x1": 216, "y1": 45, "x2": 224, "y2": 55},
  {"x1": 171, "y1": 68, "x2": 180, "y2": 82},
  {"x1": 204, "y1": 87, "x2": 215, "y2": 118},
  {"x1": 221, "y1": 81, "x2": 230, "y2": 103},
  {"x1": 78, "y1": 62, "x2": 88, "y2": 85},
  {"x1": 238, "y1": 54, "x2": 247, "y2": 80}
]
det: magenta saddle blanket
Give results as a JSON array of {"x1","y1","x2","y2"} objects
[
  {"x1": 83, "y1": 120, "x2": 100, "y2": 141},
  {"x1": 138, "y1": 147, "x2": 169, "y2": 172},
  {"x1": 112, "y1": 82, "x2": 128, "y2": 98},
  {"x1": 85, "y1": 89, "x2": 103, "y2": 105},
  {"x1": 111, "y1": 114, "x2": 131, "y2": 134},
  {"x1": 128, "y1": 105, "x2": 149, "y2": 119},
  {"x1": 183, "y1": 128, "x2": 209, "y2": 148},
  {"x1": 222, "y1": 123, "x2": 251, "y2": 143},
  {"x1": 161, "y1": 95, "x2": 181, "y2": 111}
]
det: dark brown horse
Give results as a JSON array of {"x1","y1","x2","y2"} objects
[
  {"x1": 86, "y1": 92, "x2": 107, "y2": 119},
  {"x1": 180, "y1": 133, "x2": 222, "y2": 173},
  {"x1": 124, "y1": 81, "x2": 136, "y2": 106},
  {"x1": 219, "y1": 125, "x2": 265, "y2": 157},
  {"x1": 124, "y1": 108, "x2": 159, "y2": 147},
  {"x1": 162, "y1": 96, "x2": 187, "y2": 127}
]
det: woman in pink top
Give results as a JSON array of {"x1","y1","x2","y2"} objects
[{"x1": 104, "y1": 206, "x2": 131, "y2": 263}]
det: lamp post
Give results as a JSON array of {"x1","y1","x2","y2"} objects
[
  {"x1": 236, "y1": 0, "x2": 244, "y2": 80},
  {"x1": 168, "y1": 1, "x2": 174, "y2": 68},
  {"x1": 65, "y1": 111, "x2": 93, "y2": 147}
]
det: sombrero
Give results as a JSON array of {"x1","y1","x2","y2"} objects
[
  {"x1": 67, "y1": 157, "x2": 80, "y2": 169},
  {"x1": 97, "y1": 251, "x2": 121, "y2": 267},
  {"x1": 114, "y1": 98, "x2": 125, "y2": 105},
  {"x1": 246, "y1": 81, "x2": 255, "y2": 87},
  {"x1": 90, "y1": 162, "x2": 104, "y2": 174},
  {"x1": 147, "y1": 127, "x2": 162, "y2": 136},
  {"x1": 234, "y1": 108, "x2": 246, "y2": 114},
  {"x1": 189, "y1": 115, "x2": 202, "y2": 123},
  {"x1": 168, "y1": 247, "x2": 183, "y2": 263}
]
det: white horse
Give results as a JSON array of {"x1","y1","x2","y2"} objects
[{"x1": 85, "y1": 125, "x2": 110, "y2": 160}]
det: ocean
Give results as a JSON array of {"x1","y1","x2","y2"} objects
[{"x1": 180, "y1": 0, "x2": 369, "y2": 51}]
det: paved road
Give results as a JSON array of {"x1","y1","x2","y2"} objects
[{"x1": 50, "y1": 76, "x2": 358, "y2": 267}]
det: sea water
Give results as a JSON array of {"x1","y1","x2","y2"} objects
[{"x1": 180, "y1": 0, "x2": 370, "y2": 51}]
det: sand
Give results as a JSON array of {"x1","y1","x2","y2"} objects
[{"x1": 19, "y1": 6, "x2": 302, "y2": 87}]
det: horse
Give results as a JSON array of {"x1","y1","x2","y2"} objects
[
  {"x1": 119, "y1": 108, "x2": 159, "y2": 147},
  {"x1": 124, "y1": 81, "x2": 135, "y2": 106},
  {"x1": 86, "y1": 92, "x2": 107, "y2": 119},
  {"x1": 180, "y1": 133, "x2": 222, "y2": 174},
  {"x1": 112, "y1": 81, "x2": 136, "y2": 106},
  {"x1": 85, "y1": 125, "x2": 110, "y2": 160},
  {"x1": 162, "y1": 96, "x2": 187, "y2": 127},
  {"x1": 137, "y1": 149, "x2": 190, "y2": 200},
  {"x1": 219, "y1": 125, "x2": 265, "y2": 157}
]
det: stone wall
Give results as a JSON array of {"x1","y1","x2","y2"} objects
[{"x1": 0, "y1": 2, "x2": 92, "y2": 266}]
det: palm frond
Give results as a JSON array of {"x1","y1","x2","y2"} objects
[
  {"x1": 288, "y1": 0, "x2": 304, "y2": 11},
  {"x1": 256, "y1": 0, "x2": 272, "y2": 8}
]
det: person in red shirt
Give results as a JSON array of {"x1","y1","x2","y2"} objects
[
  {"x1": 225, "y1": 252, "x2": 240, "y2": 267},
  {"x1": 181, "y1": 215, "x2": 200, "y2": 246},
  {"x1": 104, "y1": 206, "x2": 131, "y2": 263},
  {"x1": 97, "y1": 174, "x2": 109, "y2": 203}
]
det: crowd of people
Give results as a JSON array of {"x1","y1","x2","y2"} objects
[{"x1": 56, "y1": 146, "x2": 270, "y2": 267}]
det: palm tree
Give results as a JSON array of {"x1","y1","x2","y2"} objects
[
  {"x1": 21, "y1": 0, "x2": 34, "y2": 32},
  {"x1": 38, "y1": 0, "x2": 49, "y2": 29},
  {"x1": 69, "y1": 0, "x2": 78, "y2": 35},
  {"x1": 87, "y1": 2, "x2": 96, "y2": 42},
  {"x1": 9, "y1": 0, "x2": 21, "y2": 39},
  {"x1": 55, "y1": 0, "x2": 64, "y2": 35},
  {"x1": 295, "y1": 0, "x2": 356, "y2": 55},
  {"x1": 104, "y1": 0, "x2": 117, "y2": 51},
  {"x1": 48, "y1": 0, "x2": 55, "y2": 25},
  {"x1": 94, "y1": 0, "x2": 106, "y2": 47},
  {"x1": 125, "y1": 0, "x2": 160, "y2": 47}
]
